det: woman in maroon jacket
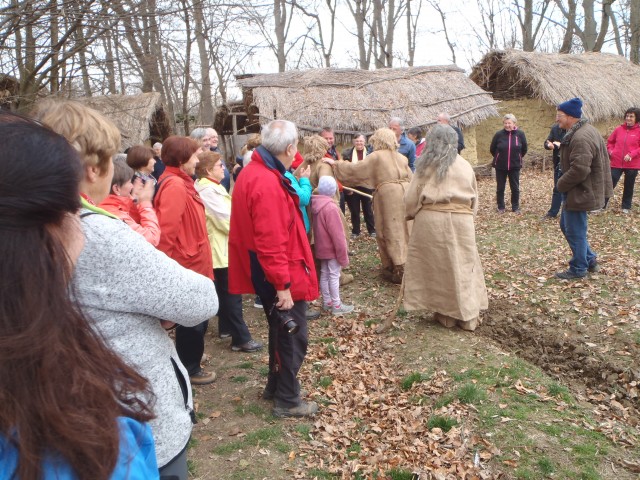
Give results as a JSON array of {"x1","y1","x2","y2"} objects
[
  {"x1": 155, "y1": 136, "x2": 216, "y2": 385},
  {"x1": 606, "y1": 107, "x2": 640, "y2": 213}
]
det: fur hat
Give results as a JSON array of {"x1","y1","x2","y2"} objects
[
  {"x1": 317, "y1": 176, "x2": 337, "y2": 196},
  {"x1": 558, "y1": 98, "x2": 583, "y2": 119}
]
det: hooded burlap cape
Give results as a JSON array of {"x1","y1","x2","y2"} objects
[
  {"x1": 332, "y1": 150, "x2": 412, "y2": 274},
  {"x1": 403, "y1": 155, "x2": 488, "y2": 321}
]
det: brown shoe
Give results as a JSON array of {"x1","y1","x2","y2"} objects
[
  {"x1": 457, "y1": 318, "x2": 478, "y2": 332},
  {"x1": 434, "y1": 312, "x2": 456, "y2": 328},
  {"x1": 272, "y1": 400, "x2": 318, "y2": 418},
  {"x1": 190, "y1": 370, "x2": 216, "y2": 385}
]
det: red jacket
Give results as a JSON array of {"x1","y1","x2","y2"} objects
[
  {"x1": 228, "y1": 146, "x2": 318, "y2": 301},
  {"x1": 607, "y1": 123, "x2": 640, "y2": 169},
  {"x1": 155, "y1": 167, "x2": 213, "y2": 280},
  {"x1": 99, "y1": 194, "x2": 161, "y2": 246}
]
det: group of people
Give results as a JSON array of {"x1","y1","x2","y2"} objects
[{"x1": 2, "y1": 93, "x2": 616, "y2": 478}]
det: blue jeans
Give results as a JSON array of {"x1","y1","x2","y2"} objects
[
  {"x1": 559, "y1": 206, "x2": 596, "y2": 276},
  {"x1": 547, "y1": 163, "x2": 562, "y2": 217}
]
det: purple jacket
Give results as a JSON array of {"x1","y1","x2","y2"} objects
[{"x1": 310, "y1": 195, "x2": 349, "y2": 267}]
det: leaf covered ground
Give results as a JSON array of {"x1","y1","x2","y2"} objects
[{"x1": 187, "y1": 168, "x2": 639, "y2": 479}]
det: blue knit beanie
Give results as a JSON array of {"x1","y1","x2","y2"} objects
[
  {"x1": 558, "y1": 97, "x2": 583, "y2": 118},
  {"x1": 317, "y1": 176, "x2": 337, "y2": 196}
]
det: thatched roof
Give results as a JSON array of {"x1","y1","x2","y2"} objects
[
  {"x1": 470, "y1": 50, "x2": 640, "y2": 122},
  {"x1": 236, "y1": 66, "x2": 499, "y2": 142},
  {"x1": 76, "y1": 92, "x2": 171, "y2": 150}
]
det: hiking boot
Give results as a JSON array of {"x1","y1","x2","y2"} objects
[
  {"x1": 369, "y1": 232, "x2": 377, "y2": 238},
  {"x1": 555, "y1": 269, "x2": 586, "y2": 280},
  {"x1": 332, "y1": 304, "x2": 354, "y2": 316},
  {"x1": 457, "y1": 317, "x2": 478, "y2": 332},
  {"x1": 622, "y1": 208, "x2": 630, "y2": 214},
  {"x1": 262, "y1": 388, "x2": 308, "y2": 401},
  {"x1": 272, "y1": 401, "x2": 318, "y2": 418},
  {"x1": 306, "y1": 309, "x2": 321, "y2": 320},
  {"x1": 513, "y1": 209, "x2": 522, "y2": 215},
  {"x1": 588, "y1": 262, "x2": 601, "y2": 273},
  {"x1": 350, "y1": 233, "x2": 360, "y2": 239},
  {"x1": 231, "y1": 339, "x2": 263, "y2": 353},
  {"x1": 253, "y1": 296, "x2": 263, "y2": 308},
  {"x1": 218, "y1": 332, "x2": 231, "y2": 339},
  {"x1": 190, "y1": 370, "x2": 216, "y2": 385},
  {"x1": 434, "y1": 312, "x2": 456, "y2": 328}
]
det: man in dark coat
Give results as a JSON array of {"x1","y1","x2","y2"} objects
[
  {"x1": 543, "y1": 124, "x2": 566, "y2": 219},
  {"x1": 555, "y1": 97, "x2": 613, "y2": 280}
]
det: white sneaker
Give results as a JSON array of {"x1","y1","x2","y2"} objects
[
  {"x1": 332, "y1": 304, "x2": 355, "y2": 315},
  {"x1": 322, "y1": 303, "x2": 333, "y2": 311},
  {"x1": 622, "y1": 209, "x2": 630, "y2": 214}
]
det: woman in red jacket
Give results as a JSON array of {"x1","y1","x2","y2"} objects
[
  {"x1": 606, "y1": 107, "x2": 640, "y2": 213},
  {"x1": 155, "y1": 136, "x2": 216, "y2": 385}
]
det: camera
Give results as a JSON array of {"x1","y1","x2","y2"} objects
[{"x1": 269, "y1": 300, "x2": 299, "y2": 334}]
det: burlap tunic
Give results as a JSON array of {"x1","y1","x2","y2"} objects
[
  {"x1": 332, "y1": 150, "x2": 412, "y2": 279},
  {"x1": 403, "y1": 155, "x2": 488, "y2": 321}
]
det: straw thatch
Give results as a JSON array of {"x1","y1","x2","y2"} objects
[
  {"x1": 236, "y1": 66, "x2": 499, "y2": 144},
  {"x1": 470, "y1": 50, "x2": 640, "y2": 122},
  {"x1": 76, "y1": 92, "x2": 171, "y2": 151}
]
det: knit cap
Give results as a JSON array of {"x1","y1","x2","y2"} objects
[
  {"x1": 557, "y1": 98, "x2": 583, "y2": 119},
  {"x1": 317, "y1": 176, "x2": 337, "y2": 196}
]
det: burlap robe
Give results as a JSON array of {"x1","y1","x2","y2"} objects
[
  {"x1": 332, "y1": 150, "x2": 413, "y2": 274},
  {"x1": 403, "y1": 155, "x2": 488, "y2": 321}
]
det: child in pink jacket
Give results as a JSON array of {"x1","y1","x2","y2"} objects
[{"x1": 311, "y1": 176, "x2": 354, "y2": 315}]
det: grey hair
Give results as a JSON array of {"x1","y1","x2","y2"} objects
[
  {"x1": 152, "y1": 142, "x2": 162, "y2": 149},
  {"x1": 261, "y1": 120, "x2": 298, "y2": 155},
  {"x1": 113, "y1": 153, "x2": 128, "y2": 163},
  {"x1": 437, "y1": 112, "x2": 451, "y2": 123},
  {"x1": 190, "y1": 127, "x2": 207, "y2": 141},
  {"x1": 503, "y1": 113, "x2": 517, "y2": 123},
  {"x1": 414, "y1": 124, "x2": 457, "y2": 182},
  {"x1": 389, "y1": 117, "x2": 404, "y2": 128}
]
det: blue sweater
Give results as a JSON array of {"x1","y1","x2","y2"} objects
[{"x1": 285, "y1": 171, "x2": 312, "y2": 233}]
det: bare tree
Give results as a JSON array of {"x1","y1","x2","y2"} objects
[
  {"x1": 513, "y1": 0, "x2": 553, "y2": 51},
  {"x1": 292, "y1": 0, "x2": 337, "y2": 67},
  {"x1": 344, "y1": 0, "x2": 373, "y2": 69},
  {"x1": 427, "y1": 0, "x2": 456, "y2": 64}
]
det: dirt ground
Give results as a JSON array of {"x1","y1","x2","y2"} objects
[{"x1": 186, "y1": 168, "x2": 639, "y2": 479}]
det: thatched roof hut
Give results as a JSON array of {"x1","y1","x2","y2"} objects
[
  {"x1": 470, "y1": 50, "x2": 640, "y2": 163},
  {"x1": 229, "y1": 66, "x2": 499, "y2": 164},
  {"x1": 76, "y1": 92, "x2": 171, "y2": 151}
]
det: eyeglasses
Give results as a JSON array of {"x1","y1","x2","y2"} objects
[
  {"x1": 555, "y1": 112, "x2": 567, "y2": 118},
  {"x1": 214, "y1": 162, "x2": 223, "y2": 168}
]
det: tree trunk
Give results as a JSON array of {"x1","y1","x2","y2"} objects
[
  {"x1": 274, "y1": 0, "x2": 287, "y2": 72},
  {"x1": 631, "y1": 0, "x2": 640, "y2": 63},
  {"x1": 192, "y1": 1, "x2": 214, "y2": 124}
]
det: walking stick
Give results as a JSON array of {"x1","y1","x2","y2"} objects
[
  {"x1": 376, "y1": 274, "x2": 404, "y2": 334},
  {"x1": 342, "y1": 186, "x2": 374, "y2": 199}
]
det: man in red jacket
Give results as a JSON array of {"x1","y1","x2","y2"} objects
[{"x1": 229, "y1": 120, "x2": 319, "y2": 418}]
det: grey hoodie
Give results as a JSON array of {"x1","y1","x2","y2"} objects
[{"x1": 73, "y1": 210, "x2": 218, "y2": 467}]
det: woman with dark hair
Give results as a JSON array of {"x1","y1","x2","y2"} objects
[
  {"x1": 403, "y1": 124, "x2": 488, "y2": 331},
  {"x1": 33, "y1": 101, "x2": 218, "y2": 480},
  {"x1": 606, "y1": 107, "x2": 640, "y2": 213},
  {"x1": 0, "y1": 111, "x2": 158, "y2": 478},
  {"x1": 155, "y1": 135, "x2": 216, "y2": 385},
  {"x1": 127, "y1": 145, "x2": 158, "y2": 185}
]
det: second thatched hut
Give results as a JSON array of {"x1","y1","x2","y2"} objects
[
  {"x1": 228, "y1": 66, "x2": 499, "y2": 164},
  {"x1": 470, "y1": 50, "x2": 640, "y2": 164}
]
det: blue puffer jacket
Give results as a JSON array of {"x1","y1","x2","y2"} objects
[{"x1": 490, "y1": 128, "x2": 528, "y2": 171}]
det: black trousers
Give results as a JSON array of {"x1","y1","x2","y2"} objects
[
  {"x1": 260, "y1": 298, "x2": 308, "y2": 408},
  {"x1": 495, "y1": 169, "x2": 521, "y2": 211},
  {"x1": 611, "y1": 167, "x2": 638, "y2": 210},
  {"x1": 175, "y1": 320, "x2": 208, "y2": 376},
  {"x1": 345, "y1": 187, "x2": 375, "y2": 235},
  {"x1": 214, "y1": 267, "x2": 251, "y2": 346}
]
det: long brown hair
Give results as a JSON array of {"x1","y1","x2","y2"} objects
[{"x1": 0, "y1": 112, "x2": 154, "y2": 479}]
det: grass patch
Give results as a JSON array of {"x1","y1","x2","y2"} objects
[
  {"x1": 295, "y1": 423, "x2": 312, "y2": 441},
  {"x1": 318, "y1": 337, "x2": 336, "y2": 344},
  {"x1": 231, "y1": 375, "x2": 248, "y2": 383},
  {"x1": 400, "y1": 372, "x2": 428, "y2": 390},
  {"x1": 326, "y1": 343, "x2": 339, "y2": 357},
  {"x1": 212, "y1": 426, "x2": 286, "y2": 455},
  {"x1": 426, "y1": 415, "x2": 458, "y2": 432},
  {"x1": 317, "y1": 376, "x2": 333, "y2": 388},
  {"x1": 434, "y1": 394, "x2": 455, "y2": 408},
  {"x1": 457, "y1": 383, "x2": 486, "y2": 404},
  {"x1": 258, "y1": 366, "x2": 269, "y2": 377},
  {"x1": 364, "y1": 318, "x2": 378, "y2": 327},
  {"x1": 238, "y1": 361, "x2": 254, "y2": 369},
  {"x1": 346, "y1": 442, "x2": 361, "y2": 456},
  {"x1": 234, "y1": 403, "x2": 267, "y2": 417},
  {"x1": 387, "y1": 468, "x2": 417, "y2": 480},
  {"x1": 308, "y1": 469, "x2": 338, "y2": 479},
  {"x1": 537, "y1": 457, "x2": 554, "y2": 476},
  {"x1": 187, "y1": 459, "x2": 196, "y2": 476}
]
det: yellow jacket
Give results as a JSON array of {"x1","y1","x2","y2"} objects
[{"x1": 194, "y1": 177, "x2": 230, "y2": 269}]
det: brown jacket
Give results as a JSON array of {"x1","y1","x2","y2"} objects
[{"x1": 557, "y1": 121, "x2": 613, "y2": 211}]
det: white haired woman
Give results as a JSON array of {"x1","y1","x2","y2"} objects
[
  {"x1": 490, "y1": 113, "x2": 527, "y2": 213},
  {"x1": 403, "y1": 124, "x2": 488, "y2": 331}
]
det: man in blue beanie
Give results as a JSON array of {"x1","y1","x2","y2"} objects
[{"x1": 554, "y1": 98, "x2": 613, "y2": 279}]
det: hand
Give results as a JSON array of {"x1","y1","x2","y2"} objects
[
  {"x1": 624, "y1": 154, "x2": 632, "y2": 162},
  {"x1": 322, "y1": 157, "x2": 336, "y2": 166},
  {"x1": 545, "y1": 140, "x2": 553, "y2": 149},
  {"x1": 299, "y1": 165, "x2": 311, "y2": 178},
  {"x1": 233, "y1": 164, "x2": 241, "y2": 174},
  {"x1": 160, "y1": 320, "x2": 176, "y2": 330},
  {"x1": 553, "y1": 141, "x2": 561, "y2": 148},
  {"x1": 136, "y1": 179, "x2": 155, "y2": 204},
  {"x1": 275, "y1": 289, "x2": 294, "y2": 310}
]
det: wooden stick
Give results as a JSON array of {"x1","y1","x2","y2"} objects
[
  {"x1": 343, "y1": 186, "x2": 374, "y2": 199},
  {"x1": 377, "y1": 274, "x2": 405, "y2": 334}
]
